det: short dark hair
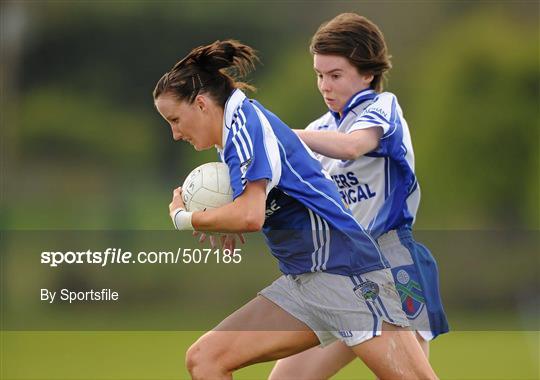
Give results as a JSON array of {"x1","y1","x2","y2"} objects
[{"x1": 310, "y1": 13, "x2": 392, "y2": 92}]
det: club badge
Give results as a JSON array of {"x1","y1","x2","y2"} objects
[
  {"x1": 354, "y1": 280, "x2": 379, "y2": 301},
  {"x1": 394, "y1": 268, "x2": 425, "y2": 319}
]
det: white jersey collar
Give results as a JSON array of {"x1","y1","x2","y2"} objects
[
  {"x1": 218, "y1": 88, "x2": 246, "y2": 151},
  {"x1": 330, "y1": 88, "x2": 377, "y2": 125}
]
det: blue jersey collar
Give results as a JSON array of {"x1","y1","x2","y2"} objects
[{"x1": 330, "y1": 88, "x2": 377, "y2": 125}]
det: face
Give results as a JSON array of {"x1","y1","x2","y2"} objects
[
  {"x1": 155, "y1": 93, "x2": 221, "y2": 151},
  {"x1": 314, "y1": 54, "x2": 374, "y2": 114}
]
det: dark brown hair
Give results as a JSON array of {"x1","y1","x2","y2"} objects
[
  {"x1": 153, "y1": 40, "x2": 258, "y2": 107},
  {"x1": 310, "y1": 13, "x2": 392, "y2": 92}
]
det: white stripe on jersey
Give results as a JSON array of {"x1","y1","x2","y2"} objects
[
  {"x1": 230, "y1": 109, "x2": 247, "y2": 163},
  {"x1": 315, "y1": 214, "x2": 325, "y2": 272},
  {"x1": 231, "y1": 134, "x2": 246, "y2": 163},
  {"x1": 321, "y1": 217, "x2": 330, "y2": 270},
  {"x1": 251, "y1": 103, "x2": 282, "y2": 194},
  {"x1": 230, "y1": 109, "x2": 254, "y2": 187},
  {"x1": 308, "y1": 211, "x2": 330, "y2": 272},
  {"x1": 238, "y1": 109, "x2": 254, "y2": 154},
  {"x1": 232, "y1": 115, "x2": 251, "y2": 163},
  {"x1": 385, "y1": 157, "x2": 390, "y2": 199},
  {"x1": 238, "y1": 127, "x2": 251, "y2": 160},
  {"x1": 308, "y1": 209, "x2": 319, "y2": 272},
  {"x1": 237, "y1": 106, "x2": 247, "y2": 125}
]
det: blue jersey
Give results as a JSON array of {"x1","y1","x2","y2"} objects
[
  {"x1": 218, "y1": 89, "x2": 387, "y2": 275},
  {"x1": 306, "y1": 89, "x2": 419, "y2": 239}
]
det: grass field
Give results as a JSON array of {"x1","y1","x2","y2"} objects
[{"x1": 1, "y1": 331, "x2": 538, "y2": 379}]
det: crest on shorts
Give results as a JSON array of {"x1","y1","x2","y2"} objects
[
  {"x1": 353, "y1": 280, "x2": 379, "y2": 301},
  {"x1": 394, "y1": 268, "x2": 425, "y2": 319}
]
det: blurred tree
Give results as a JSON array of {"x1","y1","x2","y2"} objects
[
  {"x1": 256, "y1": 40, "x2": 325, "y2": 130},
  {"x1": 398, "y1": 9, "x2": 539, "y2": 229},
  {"x1": 3, "y1": 1, "x2": 538, "y2": 230}
]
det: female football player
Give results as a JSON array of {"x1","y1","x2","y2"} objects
[
  {"x1": 270, "y1": 13, "x2": 449, "y2": 380},
  {"x1": 153, "y1": 39, "x2": 437, "y2": 379}
]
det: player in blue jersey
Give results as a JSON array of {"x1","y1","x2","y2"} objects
[
  {"x1": 153, "y1": 40, "x2": 437, "y2": 379},
  {"x1": 270, "y1": 13, "x2": 449, "y2": 379}
]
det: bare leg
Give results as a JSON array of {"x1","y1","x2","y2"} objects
[
  {"x1": 416, "y1": 331, "x2": 430, "y2": 358},
  {"x1": 270, "y1": 328, "x2": 434, "y2": 380},
  {"x1": 185, "y1": 296, "x2": 320, "y2": 380},
  {"x1": 351, "y1": 322, "x2": 437, "y2": 380},
  {"x1": 269, "y1": 341, "x2": 355, "y2": 380}
]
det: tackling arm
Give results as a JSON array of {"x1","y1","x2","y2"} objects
[{"x1": 295, "y1": 127, "x2": 382, "y2": 160}]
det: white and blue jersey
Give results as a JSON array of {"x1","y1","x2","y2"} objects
[
  {"x1": 306, "y1": 88, "x2": 420, "y2": 239},
  {"x1": 307, "y1": 88, "x2": 449, "y2": 339},
  {"x1": 217, "y1": 89, "x2": 387, "y2": 276}
]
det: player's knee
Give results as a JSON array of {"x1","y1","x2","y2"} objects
[
  {"x1": 185, "y1": 341, "x2": 202, "y2": 378},
  {"x1": 186, "y1": 339, "x2": 216, "y2": 379},
  {"x1": 185, "y1": 335, "x2": 228, "y2": 379}
]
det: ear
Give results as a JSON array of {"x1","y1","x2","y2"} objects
[
  {"x1": 362, "y1": 73, "x2": 374, "y2": 86},
  {"x1": 194, "y1": 94, "x2": 207, "y2": 112}
]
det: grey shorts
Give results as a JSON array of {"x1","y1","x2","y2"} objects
[{"x1": 259, "y1": 268, "x2": 409, "y2": 347}]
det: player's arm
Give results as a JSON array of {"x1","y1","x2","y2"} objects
[
  {"x1": 170, "y1": 179, "x2": 267, "y2": 233},
  {"x1": 295, "y1": 127, "x2": 382, "y2": 160}
]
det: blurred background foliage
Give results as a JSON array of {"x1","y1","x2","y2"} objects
[{"x1": 1, "y1": 1, "x2": 538, "y2": 230}]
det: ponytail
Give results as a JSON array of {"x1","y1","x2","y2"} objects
[{"x1": 154, "y1": 40, "x2": 259, "y2": 106}]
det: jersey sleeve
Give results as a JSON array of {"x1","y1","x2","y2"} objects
[
  {"x1": 305, "y1": 113, "x2": 333, "y2": 131},
  {"x1": 223, "y1": 103, "x2": 280, "y2": 200},
  {"x1": 348, "y1": 93, "x2": 403, "y2": 157},
  {"x1": 348, "y1": 93, "x2": 397, "y2": 135}
]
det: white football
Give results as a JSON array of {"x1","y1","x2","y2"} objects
[{"x1": 181, "y1": 162, "x2": 233, "y2": 212}]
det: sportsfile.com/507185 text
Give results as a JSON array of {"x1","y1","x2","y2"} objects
[{"x1": 40, "y1": 248, "x2": 243, "y2": 267}]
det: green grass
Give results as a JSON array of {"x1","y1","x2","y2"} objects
[{"x1": 1, "y1": 331, "x2": 538, "y2": 379}]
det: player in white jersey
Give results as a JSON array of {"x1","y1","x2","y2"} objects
[
  {"x1": 153, "y1": 40, "x2": 437, "y2": 379},
  {"x1": 270, "y1": 13, "x2": 449, "y2": 379}
]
